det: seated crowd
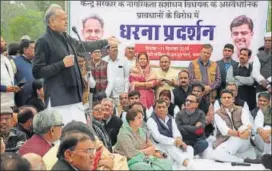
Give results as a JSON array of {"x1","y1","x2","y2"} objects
[{"x1": 0, "y1": 17, "x2": 271, "y2": 171}]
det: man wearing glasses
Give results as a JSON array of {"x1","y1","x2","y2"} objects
[
  {"x1": 52, "y1": 132, "x2": 96, "y2": 171},
  {"x1": 175, "y1": 94, "x2": 209, "y2": 156},
  {"x1": 230, "y1": 15, "x2": 254, "y2": 62},
  {"x1": 19, "y1": 109, "x2": 63, "y2": 157}
]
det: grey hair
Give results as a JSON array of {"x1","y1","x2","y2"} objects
[
  {"x1": 33, "y1": 109, "x2": 62, "y2": 135},
  {"x1": 44, "y1": 4, "x2": 63, "y2": 25},
  {"x1": 101, "y1": 98, "x2": 114, "y2": 106},
  {"x1": 226, "y1": 82, "x2": 238, "y2": 89}
]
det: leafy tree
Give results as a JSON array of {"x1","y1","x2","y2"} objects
[{"x1": 8, "y1": 10, "x2": 45, "y2": 41}]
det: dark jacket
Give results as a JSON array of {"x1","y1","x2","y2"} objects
[
  {"x1": 15, "y1": 124, "x2": 33, "y2": 139},
  {"x1": 216, "y1": 59, "x2": 238, "y2": 97},
  {"x1": 32, "y1": 27, "x2": 108, "y2": 107},
  {"x1": 25, "y1": 95, "x2": 45, "y2": 112},
  {"x1": 104, "y1": 115, "x2": 123, "y2": 146},
  {"x1": 14, "y1": 55, "x2": 35, "y2": 107},
  {"x1": 175, "y1": 109, "x2": 206, "y2": 144},
  {"x1": 3, "y1": 128, "x2": 27, "y2": 153},
  {"x1": 52, "y1": 159, "x2": 77, "y2": 171},
  {"x1": 172, "y1": 86, "x2": 192, "y2": 110},
  {"x1": 198, "y1": 99, "x2": 214, "y2": 137}
]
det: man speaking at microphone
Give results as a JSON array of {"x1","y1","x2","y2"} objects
[{"x1": 32, "y1": 4, "x2": 119, "y2": 125}]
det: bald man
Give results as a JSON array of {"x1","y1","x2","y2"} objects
[
  {"x1": 253, "y1": 32, "x2": 272, "y2": 94},
  {"x1": 22, "y1": 153, "x2": 46, "y2": 170}
]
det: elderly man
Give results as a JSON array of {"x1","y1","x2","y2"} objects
[
  {"x1": 212, "y1": 89, "x2": 257, "y2": 163},
  {"x1": 43, "y1": 121, "x2": 128, "y2": 170},
  {"x1": 172, "y1": 70, "x2": 192, "y2": 110},
  {"x1": 155, "y1": 55, "x2": 178, "y2": 99},
  {"x1": 32, "y1": 4, "x2": 119, "y2": 125},
  {"x1": 101, "y1": 98, "x2": 123, "y2": 145},
  {"x1": 147, "y1": 99, "x2": 194, "y2": 170},
  {"x1": 253, "y1": 32, "x2": 272, "y2": 94},
  {"x1": 103, "y1": 45, "x2": 129, "y2": 106},
  {"x1": 116, "y1": 92, "x2": 129, "y2": 117},
  {"x1": 1, "y1": 36, "x2": 20, "y2": 107},
  {"x1": 124, "y1": 43, "x2": 136, "y2": 70},
  {"x1": 19, "y1": 109, "x2": 63, "y2": 157},
  {"x1": 252, "y1": 92, "x2": 271, "y2": 155},
  {"x1": 175, "y1": 94, "x2": 209, "y2": 156},
  {"x1": 52, "y1": 132, "x2": 96, "y2": 171},
  {"x1": 188, "y1": 44, "x2": 221, "y2": 103},
  {"x1": 226, "y1": 48, "x2": 256, "y2": 110},
  {"x1": 0, "y1": 105, "x2": 26, "y2": 153},
  {"x1": 22, "y1": 153, "x2": 47, "y2": 170}
]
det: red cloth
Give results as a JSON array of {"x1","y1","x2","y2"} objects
[
  {"x1": 195, "y1": 127, "x2": 204, "y2": 135},
  {"x1": 92, "y1": 147, "x2": 103, "y2": 171},
  {"x1": 18, "y1": 134, "x2": 52, "y2": 157}
]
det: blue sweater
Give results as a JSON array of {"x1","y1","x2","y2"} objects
[{"x1": 14, "y1": 56, "x2": 35, "y2": 106}]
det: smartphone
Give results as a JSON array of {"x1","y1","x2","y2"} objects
[{"x1": 17, "y1": 79, "x2": 26, "y2": 87}]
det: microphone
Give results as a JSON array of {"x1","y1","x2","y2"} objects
[
  {"x1": 231, "y1": 162, "x2": 251, "y2": 166},
  {"x1": 72, "y1": 26, "x2": 87, "y2": 52}
]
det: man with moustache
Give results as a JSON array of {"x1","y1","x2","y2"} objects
[
  {"x1": 89, "y1": 49, "x2": 109, "y2": 98},
  {"x1": 155, "y1": 54, "x2": 178, "y2": 99},
  {"x1": 230, "y1": 15, "x2": 254, "y2": 62},
  {"x1": 216, "y1": 44, "x2": 238, "y2": 97},
  {"x1": 188, "y1": 44, "x2": 221, "y2": 103},
  {"x1": 1, "y1": 36, "x2": 20, "y2": 107},
  {"x1": 253, "y1": 32, "x2": 272, "y2": 94},
  {"x1": 172, "y1": 70, "x2": 192, "y2": 109},
  {"x1": 226, "y1": 48, "x2": 256, "y2": 110},
  {"x1": 32, "y1": 4, "x2": 119, "y2": 125},
  {"x1": 0, "y1": 105, "x2": 26, "y2": 153}
]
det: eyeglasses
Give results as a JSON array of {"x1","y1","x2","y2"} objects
[
  {"x1": 93, "y1": 107, "x2": 102, "y2": 111},
  {"x1": 72, "y1": 147, "x2": 96, "y2": 156},
  {"x1": 186, "y1": 99, "x2": 197, "y2": 103}
]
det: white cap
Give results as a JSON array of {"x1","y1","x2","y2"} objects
[
  {"x1": 125, "y1": 42, "x2": 135, "y2": 48},
  {"x1": 264, "y1": 32, "x2": 271, "y2": 38},
  {"x1": 20, "y1": 35, "x2": 31, "y2": 40}
]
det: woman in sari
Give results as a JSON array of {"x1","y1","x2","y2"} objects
[
  {"x1": 114, "y1": 109, "x2": 172, "y2": 170},
  {"x1": 129, "y1": 52, "x2": 160, "y2": 109}
]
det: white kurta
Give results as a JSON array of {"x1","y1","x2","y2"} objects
[
  {"x1": 212, "y1": 108, "x2": 256, "y2": 162},
  {"x1": 253, "y1": 109, "x2": 271, "y2": 155},
  {"x1": 147, "y1": 116, "x2": 194, "y2": 169}
]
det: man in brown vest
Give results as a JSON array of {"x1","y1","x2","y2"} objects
[
  {"x1": 188, "y1": 44, "x2": 221, "y2": 103},
  {"x1": 212, "y1": 89, "x2": 257, "y2": 163}
]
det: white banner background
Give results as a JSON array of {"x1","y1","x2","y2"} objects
[{"x1": 68, "y1": 1, "x2": 268, "y2": 67}]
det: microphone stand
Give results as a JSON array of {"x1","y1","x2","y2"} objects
[{"x1": 72, "y1": 29, "x2": 93, "y2": 125}]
